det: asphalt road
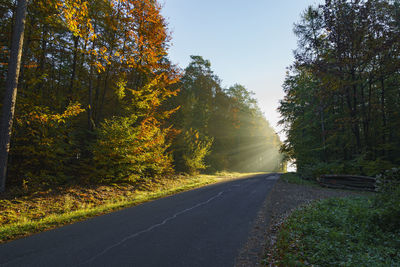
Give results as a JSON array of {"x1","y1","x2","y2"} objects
[{"x1": 0, "y1": 173, "x2": 279, "y2": 267}]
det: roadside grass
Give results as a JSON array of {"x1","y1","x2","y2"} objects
[
  {"x1": 280, "y1": 172, "x2": 317, "y2": 186},
  {"x1": 0, "y1": 172, "x2": 262, "y2": 243},
  {"x1": 265, "y1": 196, "x2": 400, "y2": 266}
]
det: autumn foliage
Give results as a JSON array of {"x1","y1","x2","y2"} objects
[{"x1": 0, "y1": 0, "x2": 283, "y2": 191}]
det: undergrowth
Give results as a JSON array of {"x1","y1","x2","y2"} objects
[
  {"x1": 265, "y1": 196, "x2": 400, "y2": 266},
  {"x1": 280, "y1": 172, "x2": 317, "y2": 186}
]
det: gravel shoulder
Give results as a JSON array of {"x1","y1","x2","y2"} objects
[{"x1": 235, "y1": 176, "x2": 371, "y2": 267}]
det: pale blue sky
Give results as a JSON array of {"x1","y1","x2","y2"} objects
[{"x1": 161, "y1": 0, "x2": 323, "y2": 138}]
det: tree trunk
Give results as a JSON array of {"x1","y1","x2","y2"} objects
[
  {"x1": 97, "y1": 68, "x2": 110, "y2": 122},
  {"x1": 36, "y1": 24, "x2": 46, "y2": 96},
  {"x1": 380, "y1": 77, "x2": 387, "y2": 158},
  {"x1": 87, "y1": 39, "x2": 96, "y2": 131},
  {"x1": 319, "y1": 104, "x2": 326, "y2": 160},
  {"x1": 68, "y1": 35, "x2": 79, "y2": 102},
  {"x1": 88, "y1": 70, "x2": 95, "y2": 130},
  {"x1": 0, "y1": 0, "x2": 28, "y2": 192}
]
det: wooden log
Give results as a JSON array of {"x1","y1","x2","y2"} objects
[
  {"x1": 320, "y1": 174, "x2": 376, "y2": 182},
  {"x1": 319, "y1": 177, "x2": 375, "y2": 184},
  {"x1": 319, "y1": 180, "x2": 375, "y2": 187},
  {"x1": 319, "y1": 182, "x2": 376, "y2": 192},
  {"x1": 318, "y1": 174, "x2": 376, "y2": 191}
]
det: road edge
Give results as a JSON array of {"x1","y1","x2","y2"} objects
[{"x1": 234, "y1": 173, "x2": 281, "y2": 267}]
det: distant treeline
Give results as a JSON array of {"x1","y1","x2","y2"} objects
[
  {"x1": 0, "y1": 0, "x2": 283, "y2": 190},
  {"x1": 279, "y1": 0, "x2": 400, "y2": 178},
  {"x1": 169, "y1": 56, "x2": 283, "y2": 175}
]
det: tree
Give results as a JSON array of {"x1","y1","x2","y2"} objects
[
  {"x1": 0, "y1": 0, "x2": 181, "y2": 189},
  {"x1": 280, "y1": 0, "x2": 400, "y2": 178},
  {"x1": 0, "y1": 0, "x2": 27, "y2": 192},
  {"x1": 170, "y1": 56, "x2": 284, "y2": 173}
]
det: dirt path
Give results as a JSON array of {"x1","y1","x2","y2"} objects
[{"x1": 235, "y1": 177, "x2": 370, "y2": 267}]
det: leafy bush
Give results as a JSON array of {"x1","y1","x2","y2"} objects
[
  {"x1": 8, "y1": 102, "x2": 84, "y2": 189},
  {"x1": 281, "y1": 172, "x2": 317, "y2": 186},
  {"x1": 299, "y1": 161, "x2": 346, "y2": 180},
  {"x1": 269, "y1": 197, "x2": 400, "y2": 266},
  {"x1": 358, "y1": 159, "x2": 395, "y2": 177},
  {"x1": 375, "y1": 167, "x2": 400, "y2": 192},
  {"x1": 299, "y1": 157, "x2": 396, "y2": 180},
  {"x1": 90, "y1": 116, "x2": 173, "y2": 184},
  {"x1": 373, "y1": 167, "x2": 400, "y2": 232},
  {"x1": 179, "y1": 129, "x2": 213, "y2": 175}
]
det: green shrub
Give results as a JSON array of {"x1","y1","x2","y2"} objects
[
  {"x1": 90, "y1": 116, "x2": 173, "y2": 184},
  {"x1": 358, "y1": 159, "x2": 395, "y2": 177},
  {"x1": 373, "y1": 168, "x2": 400, "y2": 232},
  {"x1": 299, "y1": 158, "x2": 396, "y2": 180},
  {"x1": 269, "y1": 197, "x2": 400, "y2": 266},
  {"x1": 281, "y1": 172, "x2": 316, "y2": 186},
  {"x1": 8, "y1": 102, "x2": 84, "y2": 189},
  {"x1": 180, "y1": 129, "x2": 213, "y2": 175},
  {"x1": 299, "y1": 161, "x2": 345, "y2": 180}
]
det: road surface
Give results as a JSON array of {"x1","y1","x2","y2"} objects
[{"x1": 0, "y1": 173, "x2": 279, "y2": 267}]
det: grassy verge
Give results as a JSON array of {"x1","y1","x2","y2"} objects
[
  {"x1": 265, "y1": 196, "x2": 400, "y2": 266},
  {"x1": 280, "y1": 172, "x2": 317, "y2": 186},
  {"x1": 0, "y1": 172, "x2": 262, "y2": 243}
]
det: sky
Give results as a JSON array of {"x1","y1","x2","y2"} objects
[{"x1": 161, "y1": 0, "x2": 323, "y2": 140}]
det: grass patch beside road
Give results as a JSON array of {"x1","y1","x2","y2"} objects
[
  {"x1": 280, "y1": 172, "x2": 317, "y2": 186},
  {"x1": 0, "y1": 172, "x2": 261, "y2": 243},
  {"x1": 266, "y1": 196, "x2": 400, "y2": 266}
]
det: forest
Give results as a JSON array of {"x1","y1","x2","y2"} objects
[
  {"x1": 279, "y1": 0, "x2": 400, "y2": 178},
  {"x1": 0, "y1": 0, "x2": 283, "y2": 192},
  {"x1": 271, "y1": 2, "x2": 400, "y2": 265}
]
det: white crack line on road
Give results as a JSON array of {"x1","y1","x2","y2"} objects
[{"x1": 79, "y1": 191, "x2": 225, "y2": 265}]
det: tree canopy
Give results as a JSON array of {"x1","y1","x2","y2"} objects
[
  {"x1": 279, "y1": 0, "x2": 400, "y2": 178},
  {"x1": 0, "y1": 0, "x2": 283, "y2": 191}
]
